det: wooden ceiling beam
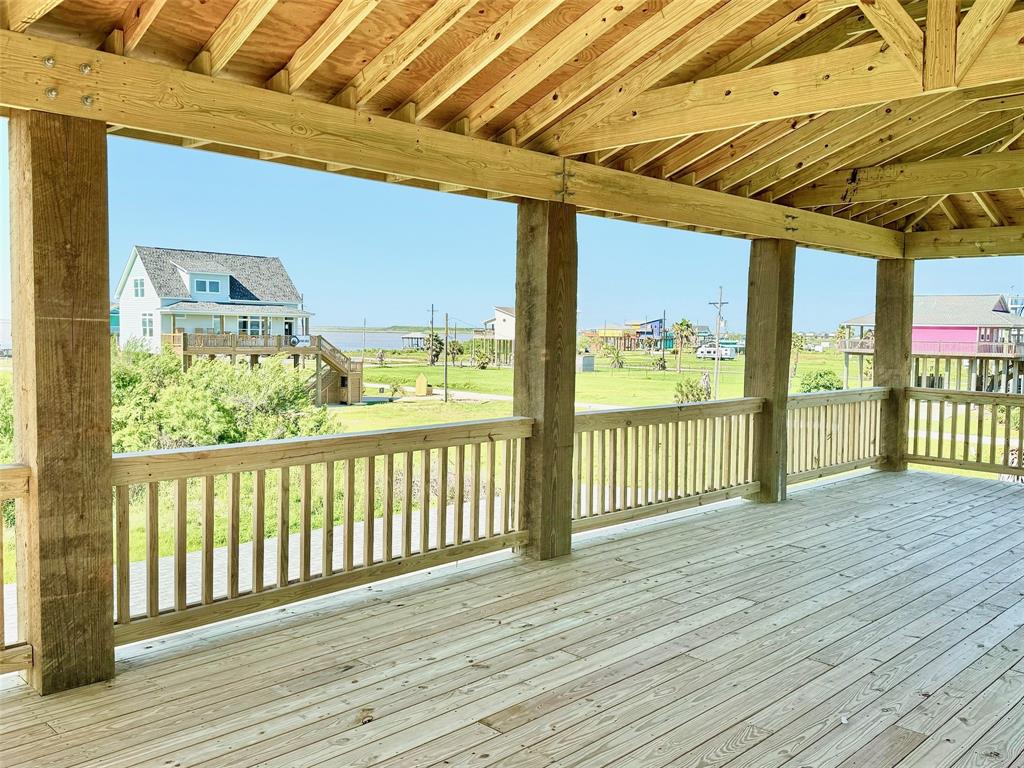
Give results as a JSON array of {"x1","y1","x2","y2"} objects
[
  {"x1": 403, "y1": 0, "x2": 562, "y2": 121},
  {"x1": 855, "y1": 0, "x2": 924, "y2": 81},
  {"x1": 268, "y1": 0, "x2": 380, "y2": 94},
  {"x1": 955, "y1": 0, "x2": 1014, "y2": 83},
  {"x1": 189, "y1": 0, "x2": 277, "y2": 76},
  {"x1": 0, "y1": 28, "x2": 904, "y2": 259},
  {"x1": 530, "y1": 0, "x2": 778, "y2": 154},
  {"x1": 555, "y1": 9, "x2": 1024, "y2": 155},
  {"x1": 3, "y1": 0, "x2": 63, "y2": 31},
  {"x1": 453, "y1": 0, "x2": 646, "y2": 135},
  {"x1": 785, "y1": 149, "x2": 1024, "y2": 208},
  {"x1": 503, "y1": 0, "x2": 721, "y2": 145},
  {"x1": 336, "y1": 0, "x2": 477, "y2": 109},
  {"x1": 905, "y1": 225, "x2": 1024, "y2": 257},
  {"x1": 923, "y1": 0, "x2": 958, "y2": 91}
]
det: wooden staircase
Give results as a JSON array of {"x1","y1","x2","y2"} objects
[{"x1": 308, "y1": 335, "x2": 363, "y2": 405}]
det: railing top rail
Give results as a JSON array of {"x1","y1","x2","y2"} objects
[
  {"x1": 111, "y1": 416, "x2": 534, "y2": 485},
  {"x1": 905, "y1": 387, "x2": 1024, "y2": 406},
  {"x1": 573, "y1": 397, "x2": 763, "y2": 432},
  {"x1": 0, "y1": 463, "x2": 31, "y2": 500},
  {"x1": 788, "y1": 387, "x2": 889, "y2": 409}
]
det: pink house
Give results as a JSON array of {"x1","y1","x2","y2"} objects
[
  {"x1": 840, "y1": 295, "x2": 1024, "y2": 392},
  {"x1": 841, "y1": 294, "x2": 1024, "y2": 359}
]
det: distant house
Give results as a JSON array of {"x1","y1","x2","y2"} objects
[
  {"x1": 476, "y1": 306, "x2": 515, "y2": 364},
  {"x1": 401, "y1": 332, "x2": 426, "y2": 349},
  {"x1": 114, "y1": 246, "x2": 311, "y2": 352},
  {"x1": 842, "y1": 294, "x2": 1024, "y2": 359},
  {"x1": 109, "y1": 302, "x2": 120, "y2": 337}
]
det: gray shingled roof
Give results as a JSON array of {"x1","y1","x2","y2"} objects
[
  {"x1": 845, "y1": 295, "x2": 1024, "y2": 328},
  {"x1": 134, "y1": 246, "x2": 303, "y2": 304},
  {"x1": 163, "y1": 301, "x2": 310, "y2": 317}
]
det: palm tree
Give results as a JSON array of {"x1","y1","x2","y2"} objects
[
  {"x1": 790, "y1": 332, "x2": 806, "y2": 380},
  {"x1": 672, "y1": 318, "x2": 697, "y2": 373}
]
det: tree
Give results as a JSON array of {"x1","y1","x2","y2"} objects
[
  {"x1": 375, "y1": 349, "x2": 386, "y2": 367},
  {"x1": 446, "y1": 339, "x2": 464, "y2": 365},
  {"x1": 426, "y1": 332, "x2": 443, "y2": 365},
  {"x1": 672, "y1": 318, "x2": 697, "y2": 373},
  {"x1": 674, "y1": 376, "x2": 711, "y2": 404},
  {"x1": 799, "y1": 369, "x2": 843, "y2": 393},
  {"x1": 605, "y1": 347, "x2": 624, "y2": 369},
  {"x1": 790, "y1": 332, "x2": 807, "y2": 380}
]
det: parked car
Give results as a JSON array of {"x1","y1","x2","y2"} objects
[{"x1": 695, "y1": 345, "x2": 736, "y2": 360}]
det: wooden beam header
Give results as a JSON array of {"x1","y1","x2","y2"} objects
[
  {"x1": 0, "y1": 30, "x2": 906, "y2": 258},
  {"x1": 904, "y1": 225, "x2": 1024, "y2": 258}
]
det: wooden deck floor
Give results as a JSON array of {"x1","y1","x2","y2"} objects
[{"x1": 2, "y1": 470, "x2": 1023, "y2": 768}]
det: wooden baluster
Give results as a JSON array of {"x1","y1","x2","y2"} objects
[
  {"x1": 470, "y1": 443, "x2": 481, "y2": 541},
  {"x1": 486, "y1": 441, "x2": 496, "y2": 538},
  {"x1": 300, "y1": 464, "x2": 312, "y2": 581},
  {"x1": 652, "y1": 424, "x2": 660, "y2": 503},
  {"x1": 610, "y1": 428, "x2": 619, "y2": 512},
  {"x1": 384, "y1": 454, "x2": 395, "y2": 559},
  {"x1": 276, "y1": 468, "x2": 289, "y2": 588},
  {"x1": 416, "y1": 449, "x2": 429, "y2": 552},
  {"x1": 253, "y1": 470, "x2": 265, "y2": 592},
  {"x1": 988, "y1": 402, "x2": 998, "y2": 465},
  {"x1": 454, "y1": 445, "x2": 465, "y2": 545},
  {"x1": 503, "y1": 439, "x2": 513, "y2": 533},
  {"x1": 172, "y1": 479, "x2": 187, "y2": 610},
  {"x1": 115, "y1": 485, "x2": 130, "y2": 624},
  {"x1": 723, "y1": 415, "x2": 733, "y2": 488},
  {"x1": 437, "y1": 447, "x2": 448, "y2": 549},
  {"x1": 200, "y1": 476, "x2": 214, "y2": 604},
  {"x1": 598, "y1": 429, "x2": 606, "y2": 514},
  {"x1": 146, "y1": 481, "x2": 160, "y2": 617},
  {"x1": 364, "y1": 456, "x2": 376, "y2": 565},
  {"x1": 708, "y1": 416, "x2": 718, "y2": 492},
  {"x1": 401, "y1": 452, "x2": 413, "y2": 558},
  {"x1": 630, "y1": 425, "x2": 639, "y2": 507},
  {"x1": 226, "y1": 473, "x2": 240, "y2": 598},
  {"x1": 975, "y1": 401, "x2": 985, "y2": 464},
  {"x1": 586, "y1": 431, "x2": 596, "y2": 517},
  {"x1": 345, "y1": 459, "x2": 355, "y2": 570},
  {"x1": 323, "y1": 461, "x2": 334, "y2": 576},
  {"x1": 950, "y1": 399, "x2": 960, "y2": 462},
  {"x1": 571, "y1": 431, "x2": 580, "y2": 520},
  {"x1": 1001, "y1": 404, "x2": 1011, "y2": 467}
]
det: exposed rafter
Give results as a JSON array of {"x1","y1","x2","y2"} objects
[
  {"x1": 905, "y1": 224, "x2": 1024, "y2": 257},
  {"x1": 190, "y1": 0, "x2": 277, "y2": 76},
  {"x1": 923, "y1": 0, "x2": 958, "y2": 91},
  {"x1": 268, "y1": 0, "x2": 380, "y2": 94},
  {"x1": 403, "y1": 0, "x2": 562, "y2": 121},
  {"x1": 3, "y1": 0, "x2": 62, "y2": 31},
  {"x1": 955, "y1": 0, "x2": 1014, "y2": 83},
  {"x1": 336, "y1": 0, "x2": 477, "y2": 109},
  {"x1": 855, "y1": 0, "x2": 924, "y2": 81},
  {"x1": 119, "y1": 0, "x2": 169, "y2": 53}
]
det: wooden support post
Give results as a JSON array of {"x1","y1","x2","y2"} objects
[
  {"x1": 10, "y1": 111, "x2": 114, "y2": 694},
  {"x1": 743, "y1": 238, "x2": 795, "y2": 503},
  {"x1": 875, "y1": 259, "x2": 915, "y2": 471},
  {"x1": 513, "y1": 199, "x2": 578, "y2": 560}
]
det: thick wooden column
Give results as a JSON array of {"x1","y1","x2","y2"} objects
[
  {"x1": 743, "y1": 238, "x2": 796, "y2": 503},
  {"x1": 513, "y1": 199, "x2": 577, "y2": 560},
  {"x1": 10, "y1": 111, "x2": 114, "y2": 694},
  {"x1": 874, "y1": 259, "x2": 914, "y2": 471}
]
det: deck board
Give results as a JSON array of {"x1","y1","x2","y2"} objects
[{"x1": 0, "y1": 470, "x2": 1022, "y2": 768}]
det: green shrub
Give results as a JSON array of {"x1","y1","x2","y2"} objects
[{"x1": 799, "y1": 369, "x2": 844, "y2": 393}]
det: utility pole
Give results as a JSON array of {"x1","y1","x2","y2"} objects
[
  {"x1": 709, "y1": 287, "x2": 729, "y2": 400},
  {"x1": 444, "y1": 312, "x2": 449, "y2": 402},
  {"x1": 429, "y1": 303, "x2": 437, "y2": 365}
]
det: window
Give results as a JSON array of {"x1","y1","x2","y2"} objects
[
  {"x1": 141, "y1": 313, "x2": 154, "y2": 338},
  {"x1": 133, "y1": 278, "x2": 145, "y2": 297},
  {"x1": 195, "y1": 279, "x2": 207, "y2": 292},
  {"x1": 238, "y1": 316, "x2": 269, "y2": 336},
  {"x1": 208, "y1": 280, "x2": 220, "y2": 292}
]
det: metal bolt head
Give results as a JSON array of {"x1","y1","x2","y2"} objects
[
  {"x1": 81, "y1": 94, "x2": 94, "y2": 107},
  {"x1": 79, "y1": 63, "x2": 92, "y2": 75},
  {"x1": 42, "y1": 55, "x2": 55, "y2": 68},
  {"x1": 44, "y1": 87, "x2": 58, "y2": 100}
]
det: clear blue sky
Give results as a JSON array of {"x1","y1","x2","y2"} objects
[{"x1": 0, "y1": 122, "x2": 1020, "y2": 334}]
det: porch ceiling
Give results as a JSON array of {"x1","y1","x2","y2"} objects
[
  {"x1": 2, "y1": 1, "x2": 1023, "y2": 258},
  {"x1": 1, "y1": 469, "x2": 1022, "y2": 767}
]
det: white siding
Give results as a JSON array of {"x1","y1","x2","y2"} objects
[
  {"x1": 494, "y1": 308, "x2": 516, "y2": 341},
  {"x1": 118, "y1": 257, "x2": 162, "y2": 352}
]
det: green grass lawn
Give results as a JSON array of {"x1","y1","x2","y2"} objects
[{"x1": 365, "y1": 350, "x2": 854, "y2": 406}]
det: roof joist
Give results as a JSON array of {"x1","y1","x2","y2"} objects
[
  {"x1": 550, "y1": 9, "x2": 1024, "y2": 156},
  {"x1": 0, "y1": 28, "x2": 904, "y2": 259},
  {"x1": 3, "y1": 0, "x2": 63, "y2": 32},
  {"x1": 190, "y1": 0, "x2": 278, "y2": 76},
  {"x1": 905, "y1": 225, "x2": 1024, "y2": 258}
]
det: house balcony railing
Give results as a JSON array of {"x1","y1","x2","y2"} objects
[
  {"x1": 837, "y1": 338, "x2": 1024, "y2": 358},
  {"x1": 161, "y1": 332, "x2": 362, "y2": 374},
  {"x1": 3, "y1": 388, "x2": 1021, "y2": 675}
]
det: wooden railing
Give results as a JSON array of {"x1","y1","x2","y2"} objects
[
  {"x1": 786, "y1": 388, "x2": 888, "y2": 483},
  {"x1": 0, "y1": 464, "x2": 32, "y2": 673},
  {"x1": 838, "y1": 338, "x2": 1024, "y2": 358},
  {"x1": 907, "y1": 388, "x2": 1023, "y2": 478},
  {"x1": 570, "y1": 398, "x2": 763, "y2": 531},
  {"x1": 110, "y1": 417, "x2": 531, "y2": 644}
]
